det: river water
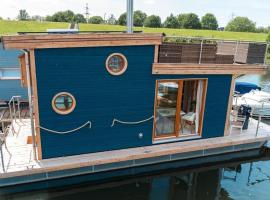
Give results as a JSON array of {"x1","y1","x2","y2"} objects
[
  {"x1": 2, "y1": 73, "x2": 270, "y2": 200},
  {"x1": 238, "y1": 71, "x2": 270, "y2": 93}
]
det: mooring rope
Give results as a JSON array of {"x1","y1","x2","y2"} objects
[
  {"x1": 38, "y1": 121, "x2": 91, "y2": 134},
  {"x1": 111, "y1": 116, "x2": 154, "y2": 127}
]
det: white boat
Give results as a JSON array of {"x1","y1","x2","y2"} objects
[{"x1": 233, "y1": 90, "x2": 270, "y2": 118}]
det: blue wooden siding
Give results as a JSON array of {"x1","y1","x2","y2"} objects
[
  {"x1": 0, "y1": 43, "x2": 27, "y2": 101},
  {"x1": 34, "y1": 45, "x2": 232, "y2": 159},
  {"x1": 0, "y1": 43, "x2": 21, "y2": 68},
  {"x1": 0, "y1": 80, "x2": 27, "y2": 101}
]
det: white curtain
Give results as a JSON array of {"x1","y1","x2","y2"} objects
[{"x1": 195, "y1": 80, "x2": 203, "y2": 133}]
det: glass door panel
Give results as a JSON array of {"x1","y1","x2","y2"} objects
[{"x1": 155, "y1": 81, "x2": 178, "y2": 137}]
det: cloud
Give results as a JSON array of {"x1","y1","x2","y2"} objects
[{"x1": 143, "y1": 0, "x2": 156, "y2": 5}]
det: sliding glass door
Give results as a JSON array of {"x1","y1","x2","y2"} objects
[{"x1": 153, "y1": 79, "x2": 207, "y2": 140}]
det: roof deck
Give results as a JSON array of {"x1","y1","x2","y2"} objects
[
  {"x1": 0, "y1": 118, "x2": 269, "y2": 186},
  {"x1": 154, "y1": 38, "x2": 269, "y2": 75}
]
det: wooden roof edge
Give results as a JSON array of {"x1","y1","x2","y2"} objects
[
  {"x1": 152, "y1": 63, "x2": 268, "y2": 75},
  {"x1": 153, "y1": 63, "x2": 269, "y2": 68},
  {"x1": 2, "y1": 33, "x2": 164, "y2": 49}
]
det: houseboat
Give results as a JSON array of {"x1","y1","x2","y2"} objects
[{"x1": 0, "y1": 32, "x2": 269, "y2": 194}]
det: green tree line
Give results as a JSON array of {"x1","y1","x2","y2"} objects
[{"x1": 4, "y1": 9, "x2": 270, "y2": 35}]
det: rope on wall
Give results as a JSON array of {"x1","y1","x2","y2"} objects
[
  {"x1": 38, "y1": 121, "x2": 91, "y2": 134},
  {"x1": 111, "y1": 116, "x2": 154, "y2": 127}
]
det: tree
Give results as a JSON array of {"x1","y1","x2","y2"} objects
[
  {"x1": 0, "y1": 17, "x2": 3, "y2": 20},
  {"x1": 178, "y1": 14, "x2": 187, "y2": 28},
  {"x1": 17, "y1": 10, "x2": 30, "y2": 21},
  {"x1": 118, "y1": 12, "x2": 127, "y2": 26},
  {"x1": 74, "y1": 14, "x2": 86, "y2": 23},
  {"x1": 225, "y1": 17, "x2": 256, "y2": 32},
  {"x1": 89, "y1": 16, "x2": 104, "y2": 24},
  {"x1": 178, "y1": 13, "x2": 201, "y2": 29},
  {"x1": 201, "y1": 13, "x2": 218, "y2": 30},
  {"x1": 107, "y1": 14, "x2": 117, "y2": 25},
  {"x1": 50, "y1": 10, "x2": 75, "y2": 22},
  {"x1": 45, "y1": 15, "x2": 53, "y2": 21},
  {"x1": 89, "y1": 16, "x2": 103, "y2": 24},
  {"x1": 118, "y1": 10, "x2": 146, "y2": 26},
  {"x1": 144, "y1": 15, "x2": 161, "y2": 28},
  {"x1": 256, "y1": 26, "x2": 270, "y2": 33},
  {"x1": 133, "y1": 10, "x2": 147, "y2": 27},
  {"x1": 31, "y1": 15, "x2": 43, "y2": 21},
  {"x1": 163, "y1": 14, "x2": 179, "y2": 29}
]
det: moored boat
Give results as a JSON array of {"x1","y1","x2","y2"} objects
[
  {"x1": 0, "y1": 31, "x2": 269, "y2": 194},
  {"x1": 233, "y1": 90, "x2": 270, "y2": 118}
]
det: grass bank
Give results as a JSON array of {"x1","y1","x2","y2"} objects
[{"x1": 0, "y1": 20, "x2": 268, "y2": 42}]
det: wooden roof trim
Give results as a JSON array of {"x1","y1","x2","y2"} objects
[
  {"x1": 152, "y1": 63, "x2": 268, "y2": 75},
  {"x1": 2, "y1": 33, "x2": 163, "y2": 49}
]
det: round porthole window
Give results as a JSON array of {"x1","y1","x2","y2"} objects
[
  {"x1": 106, "y1": 53, "x2": 128, "y2": 75},
  {"x1": 52, "y1": 92, "x2": 76, "y2": 115}
]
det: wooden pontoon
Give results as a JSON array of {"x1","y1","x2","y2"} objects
[{"x1": 0, "y1": 32, "x2": 269, "y2": 193}]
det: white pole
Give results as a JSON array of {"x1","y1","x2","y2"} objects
[
  {"x1": 0, "y1": 142, "x2": 5, "y2": 172},
  {"x1": 127, "y1": 0, "x2": 134, "y2": 33}
]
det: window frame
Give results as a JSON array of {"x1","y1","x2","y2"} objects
[
  {"x1": 52, "y1": 92, "x2": 76, "y2": 115},
  {"x1": 152, "y1": 78, "x2": 208, "y2": 141},
  {"x1": 105, "y1": 53, "x2": 128, "y2": 76},
  {"x1": 0, "y1": 68, "x2": 21, "y2": 80}
]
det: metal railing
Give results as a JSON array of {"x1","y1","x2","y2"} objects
[
  {"x1": 164, "y1": 36, "x2": 269, "y2": 66},
  {"x1": 0, "y1": 133, "x2": 5, "y2": 172},
  {"x1": 8, "y1": 96, "x2": 22, "y2": 134},
  {"x1": 233, "y1": 93, "x2": 270, "y2": 137}
]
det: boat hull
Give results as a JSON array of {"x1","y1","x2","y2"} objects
[{"x1": 0, "y1": 141, "x2": 267, "y2": 195}]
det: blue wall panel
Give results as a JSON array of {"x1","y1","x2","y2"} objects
[
  {"x1": 35, "y1": 46, "x2": 232, "y2": 159},
  {"x1": 0, "y1": 43, "x2": 21, "y2": 68},
  {"x1": 0, "y1": 80, "x2": 27, "y2": 101},
  {"x1": 0, "y1": 43, "x2": 27, "y2": 101}
]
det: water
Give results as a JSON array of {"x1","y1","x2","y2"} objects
[
  {"x1": 237, "y1": 70, "x2": 270, "y2": 93},
  {"x1": 2, "y1": 148, "x2": 270, "y2": 200}
]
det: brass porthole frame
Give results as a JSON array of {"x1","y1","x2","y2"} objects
[
  {"x1": 105, "y1": 53, "x2": 128, "y2": 76},
  {"x1": 51, "y1": 92, "x2": 76, "y2": 115}
]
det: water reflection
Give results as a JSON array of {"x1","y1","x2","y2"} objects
[{"x1": 3, "y1": 149, "x2": 270, "y2": 200}]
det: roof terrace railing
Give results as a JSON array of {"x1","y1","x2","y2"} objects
[{"x1": 160, "y1": 36, "x2": 269, "y2": 66}]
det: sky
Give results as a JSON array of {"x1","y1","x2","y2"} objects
[{"x1": 1, "y1": 0, "x2": 270, "y2": 27}]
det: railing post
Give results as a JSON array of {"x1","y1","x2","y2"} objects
[
  {"x1": 199, "y1": 39, "x2": 204, "y2": 64},
  {"x1": 17, "y1": 97, "x2": 21, "y2": 121},
  {"x1": 12, "y1": 98, "x2": 16, "y2": 122},
  {"x1": 255, "y1": 115, "x2": 261, "y2": 137},
  {"x1": 9, "y1": 104, "x2": 13, "y2": 122},
  {"x1": 0, "y1": 142, "x2": 5, "y2": 173},
  {"x1": 264, "y1": 43, "x2": 269, "y2": 66},
  {"x1": 233, "y1": 41, "x2": 239, "y2": 64}
]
